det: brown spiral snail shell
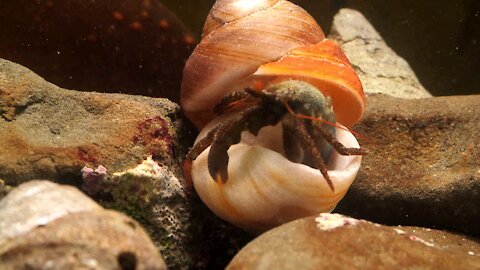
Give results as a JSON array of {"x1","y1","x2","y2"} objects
[{"x1": 181, "y1": 0, "x2": 365, "y2": 233}]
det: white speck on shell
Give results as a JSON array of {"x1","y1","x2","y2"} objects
[
  {"x1": 394, "y1": 228, "x2": 407, "y2": 235},
  {"x1": 468, "y1": 251, "x2": 475, "y2": 256},
  {"x1": 315, "y1": 213, "x2": 360, "y2": 231}
]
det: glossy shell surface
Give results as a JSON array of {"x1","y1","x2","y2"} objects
[
  {"x1": 181, "y1": 0, "x2": 325, "y2": 128},
  {"x1": 253, "y1": 40, "x2": 365, "y2": 127},
  {"x1": 190, "y1": 114, "x2": 362, "y2": 233}
]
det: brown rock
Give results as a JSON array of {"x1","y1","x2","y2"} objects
[
  {"x1": 0, "y1": 180, "x2": 166, "y2": 270},
  {"x1": 0, "y1": 58, "x2": 191, "y2": 186},
  {"x1": 0, "y1": 58, "x2": 251, "y2": 269},
  {"x1": 0, "y1": 56, "x2": 190, "y2": 267},
  {"x1": 0, "y1": 0, "x2": 195, "y2": 102},
  {"x1": 227, "y1": 213, "x2": 480, "y2": 270},
  {"x1": 329, "y1": 9, "x2": 431, "y2": 99},
  {"x1": 336, "y1": 94, "x2": 480, "y2": 236},
  {"x1": 400, "y1": 226, "x2": 480, "y2": 256}
]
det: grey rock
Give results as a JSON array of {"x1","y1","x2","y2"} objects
[
  {"x1": 329, "y1": 9, "x2": 432, "y2": 99},
  {"x1": 100, "y1": 156, "x2": 194, "y2": 269},
  {"x1": 0, "y1": 180, "x2": 167, "y2": 270}
]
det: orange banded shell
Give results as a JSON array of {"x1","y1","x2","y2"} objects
[
  {"x1": 253, "y1": 40, "x2": 365, "y2": 127},
  {"x1": 181, "y1": 0, "x2": 364, "y2": 128}
]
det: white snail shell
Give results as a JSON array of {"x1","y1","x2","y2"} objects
[{"x1": 191, "y1": 114, "x2": 362, "y2": 233}]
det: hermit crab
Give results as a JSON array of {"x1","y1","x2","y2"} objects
[{"x1": 181, "y1": 0, "x2": 366, "y2": 233}]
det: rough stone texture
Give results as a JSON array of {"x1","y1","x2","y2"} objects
[
  {"x1": 0, "y1": 0, "x2": 195, "y2": 102},
  {"x1": 0, "y1": 181, "x2": 166, "y2": 270},
  {"x1": 227, "y1": 214, "x2": 480, "y2": 270},
  {"x1": 96, "y1": 156, "x2": 194, "y2": 269},
  {"x1": 336, "y1": 94, "x2": 480, "y2": 237},
  {"x1": 0, "y1": 58, "x2": 190, "y2": 186},
  {"x1": 329, "y1": 9, "x2": 432, "y2": 99},
  {"x1": 86, "y1": 156, "x2": 253, "y2": 270}
]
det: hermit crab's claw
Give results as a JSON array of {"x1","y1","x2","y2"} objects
[{"x1": 207, "y1": 140, "x2": 230, "y2": 183}]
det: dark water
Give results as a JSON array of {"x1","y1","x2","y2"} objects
[
  {"x1": 1, "y1": 0, "x2": 478, "y2": 97},
  {"x1": 165, "y1": 0, "x2": 480, "y2": 96}
]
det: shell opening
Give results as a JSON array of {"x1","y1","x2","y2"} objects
[
  {"x1": 194, "y1": 113, "x2": 360, "y2": 173},
  {"x1": 191, "y1": 114, "x2": 362, "y2": 232}
]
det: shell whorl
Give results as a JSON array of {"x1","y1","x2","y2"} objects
[{"x1": 181, "y1": 0, "x2": 325, "y2": 128}]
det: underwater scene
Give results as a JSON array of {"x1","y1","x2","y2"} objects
[{"x1": 0, "y1": 0, "x2": 479, "y2": 269}]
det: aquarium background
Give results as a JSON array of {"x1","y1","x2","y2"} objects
[
  {"x1": 164, "y1": 0, "x2": 480, "y2": 96},
  {"x1": 0, "y1": 0, "x2": 478, "y2": 97}
]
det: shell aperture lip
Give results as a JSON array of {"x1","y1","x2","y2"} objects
[{"x1": 191, "y1": 115, "x2": 362, "y2": 233}]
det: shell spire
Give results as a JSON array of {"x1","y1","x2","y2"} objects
[{"x1": 181, "y1": 0, "x2": 325, "y2": 128}]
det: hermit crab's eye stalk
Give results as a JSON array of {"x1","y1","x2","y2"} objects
[{"x1": 181, "y1": 0, "x2": 366, "y2": 233}]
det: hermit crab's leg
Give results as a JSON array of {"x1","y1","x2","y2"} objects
[
  {"x1": 186, "y1": 126, "x2": 218, "y2": 161},
  {"x1": 291, "y1": 117, "x2": 335, "y2": 192},
  {"x1": 213, "y1": 90, "x2": 251, "y2": 115},
  {"x1": 208, "y1": 105, "x2": 266, "y2": 182},
  {"x1": 185, "y1": 106, "x2": 259, "y2": 163},
  {"x1": 187, "y1": 89, "x2": 259, "y2": 161},
  {"x1": 314, "y1": 124, "x2": 369, "y2": 155},
  {"x1": 244, "y1": 88, "x2": 280, "y2": 104},
  {"x1": 282, "y1": 121, "x2": 303, "y2": 163}
]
